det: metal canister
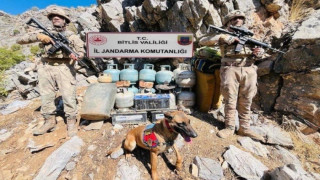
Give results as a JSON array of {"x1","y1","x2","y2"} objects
[
  {"x1": 155, "y1": 65, "x2": 174, "y2": 84},
  {"x1": 139, "y1": 64, "x2": 156, "y2": 82},
  {"x1": 115, "y1": 88, "x2": 134, "y2": 109},
  {"x1": 120, "y1": 64, "x2": 138, "y2": 84},
  {"x1": 177, "y1": 91, "x2": 195, "y2": 108},
  {"x1": 174, "y1": 63, "x2": 196, "y2": 88},
  {"x1": 128, "y1": 85, "x2": 139, "y2": 94},
  {"x1": 103, "y1": 64, "x2": 120, "y2": 82}
]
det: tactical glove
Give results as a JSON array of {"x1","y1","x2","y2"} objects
[{"x1": 37, "y1": 33, "x2": 52, "y2": 44}]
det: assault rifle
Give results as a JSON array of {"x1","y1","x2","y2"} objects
[
  {"x1": 207, "y1": 25, "x2": 285, "y2": 54},
  {"x1": 26, "y1": 18, "x2": 89, "y2": 68}
]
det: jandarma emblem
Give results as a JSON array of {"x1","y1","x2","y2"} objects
[
  {"x1": 177, "y1": 35, "x2": 192, "y2": 45},
  {"x1": 89, "y1": 35, "x2": 107, "y2": 45}
]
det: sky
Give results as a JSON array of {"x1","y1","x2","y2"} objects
[{"x1": 0, "y1": 0, "x2": 96, "y2": 15}]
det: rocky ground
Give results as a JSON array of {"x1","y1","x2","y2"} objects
[{"x1": 0, "y1": 86, "x2": 319, "y2": 180}]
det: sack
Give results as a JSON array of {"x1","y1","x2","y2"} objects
[{"x1": 194, "y1": 46, "x2": 222, "y2": 62}]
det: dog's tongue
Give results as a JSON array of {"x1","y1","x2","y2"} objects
[{"x1": 183, "y1": 136, "x2": 192, "y2": 143}]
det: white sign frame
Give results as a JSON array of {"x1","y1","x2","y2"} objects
[{"x1": 86, "y1": 32, "x2": 194, "y2": 58}]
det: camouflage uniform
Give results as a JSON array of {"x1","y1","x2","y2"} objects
[
  {"x1": 199, "y1": 10, "x2": 264, "y2": 141},
  {"x1": 17, "y1": 7, "x2": 85, "y2": 137}
]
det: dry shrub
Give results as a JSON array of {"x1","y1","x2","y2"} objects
[
  {"x1": 290, "y1": 132, "x2": 320, "y2": 173},
  {"x1": 289, "y1": 0, "x2": 315, "y2": 22}
]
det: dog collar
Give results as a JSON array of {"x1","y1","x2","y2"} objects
[{"x1": 165, "y1": 120, "x2": 173, "y2": 132}]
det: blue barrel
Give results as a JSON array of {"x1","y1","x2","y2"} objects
[
  {"x1": 120, "y1": 64, "x2": 138, "y2": 84},
  {"x1": 103, "y1": 64, "x2": 120, "y2": 82},
  {"x1": 139, "y1": 64, "x2": 156, "y2": 82}
]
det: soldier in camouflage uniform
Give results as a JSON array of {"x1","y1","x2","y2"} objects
[
  {"x1": 17, "y1": 6, "x2": 85, "y2": 137},
  {"x1": 199, "y1": 10, "x2": 265, "y2": 142}
]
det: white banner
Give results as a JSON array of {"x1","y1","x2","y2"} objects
[{"x1": 86, "y1": 32, "x2": 194, "y2": 58}]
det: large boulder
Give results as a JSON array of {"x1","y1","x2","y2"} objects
[
  {"x1": 100, "y1": 0, "x2": 125, "y2": 32},
  {"x1": 34, "y1": 136, "x2": 84, "y2": 180},
  {"x1": 220, "y1": 1, "x2": 234, "y2": 18},
  {"x1": 77, "y1": 7, "x2": 100, "y2": 36},
  {"x1": 258, "y1": 73, "x2": 281, "y2": 112},
  {"x1": 271, "y1": 145, "x2": 301, "y2": 166},
  {"x1": 275, "y1": 69, "x2": 320, "y2": 127},
  {"x1": 268, "y1": 164, "x2": 318, "y2": 180},
  {"x1": 203, "y1": 3, "x2": 222, "y2": 27},
  {"x1": 261, "y1": 0, "x2": 289, "y2": 20},
  {"x1": 167, "y1": 1, "x2": 190, "y2": 32},
  {"x1": 223, "y1": 145, "x2": 268, "y2": 179},
  {"x1": 274, "y1": 10, "x2": 320, "y2": 73},
  {"x1": 193, "y1": 156, "x2": 224, "y2": 180},
  {"x1": 250, "y1": 124, "x2": 294, "y2": 148},
  {"x1": 125, "y1": 6, "x2": 148, "y2": 32},
  {"x1": 181, "y1": 0, "x2": 210, "y2": 29},
  {"x1": 234, "y1": 0, "x2": 262, "y2": 13}
]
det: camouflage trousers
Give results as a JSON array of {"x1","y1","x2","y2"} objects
[
  {"x1": 37, "y1": 61, "x2": 77, "y2": 118},
  {"x1": 220, "y1": 64, "x2": 257, "y2": 130}
]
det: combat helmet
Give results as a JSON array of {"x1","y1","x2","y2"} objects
[
  {"x1": 47, "y1": 6, "x2": 71, "y2": 24},
  {"x1": 223, "y1": 10, "x2": 245, "y2": 26}
]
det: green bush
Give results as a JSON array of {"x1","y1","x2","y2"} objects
[
  {"x1": 0, "y1": 71, "x2": 8, "y2": 96},
  {"x1": 13, "y1": 29, "x2": 20, "y2": 35},
  {"x1": 0, "y1": 45, "x2": 25, "y2": 96},
  {"x1": 0, "y1": 45, "x2": 25, "y2": 71},
  {"x1": 10, "y1": 44, "x2": 22, "y2": 51},
  {"x1": 30, "y1": 45, "x2": 40, "y2": 55}
]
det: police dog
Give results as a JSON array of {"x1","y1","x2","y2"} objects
[{"x1": 108, "y1": 111, "x2": 198, "y2": 180}]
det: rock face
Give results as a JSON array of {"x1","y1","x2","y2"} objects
[
  {"x1": 258, "y1": 73, "x2": 281, "y2": 112},
  {"x1": 193, "y1": 156, "x2": 224, "y2": 180},
  {"x1": 271, "y1": 145, "x2": 301, "y2": 165},
  {"x1": 274, "y1": 10, "x2": 320, "y2": 74},
  {"x1": 275, "y1": 69, "x2": 320, "y2": 127},
  {"x1": 4, "y1": 62, "x2": 40, "y2": 100},
  {"x1": 77, "y1": 7, "x2": 100, "y2": 37},
  {"x1": 100, "y1": 0, "x2": 125, "y2": 32},
  {"x1": 34, "y1": 136, "x2": 84, "y2": 180},
  {"x1": 223, "y1": 145, "x2": 268, "y2": 180},
  {"x1": 268, "y1": 164, "x2": 318, "y2": 180},
  {"x1": 237, "y1": 137, "x2": 269, "y2": 157},
  {"x1": 292, "y1": 9, "x2": 320, "y2": 47},
  {"x1": 251, "y1": 124, "x2": 294, "y2": 148}
]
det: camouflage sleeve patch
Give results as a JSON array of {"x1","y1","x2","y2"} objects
[
  {"x1": 199, "y1": 34, "x2": 221, "y2": 46},
  {"x1": 16, "y1": 31, "x2": 40, "y2": 45},
  {"x1": 69, "y1": 34, "x2": 85, "y2": 56}
]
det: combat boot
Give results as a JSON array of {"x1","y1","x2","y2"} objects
[
  {"x1": 217, "y1": 127, "x2": 235, "y2": 139},
  {"x1": 67, "y1": 117, "x2": 78, "y2": 137},
  {"x1": 237, "y1": 127, "x2": 265, "y2": 142},
  {"x1": 33, "y1": 116, "x2": 56, "y2": 136}
]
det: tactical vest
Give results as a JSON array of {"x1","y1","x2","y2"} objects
[{"x1": 219, "y1": 42, "x2": 254, "y2": 63}]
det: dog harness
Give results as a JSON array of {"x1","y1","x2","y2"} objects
[
  {"x1": 143, "y1": 122, "x2": 174, "y2": 149},
  {"x1": 143, "y1": 124, "x2": 159, "y2": 148}
]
